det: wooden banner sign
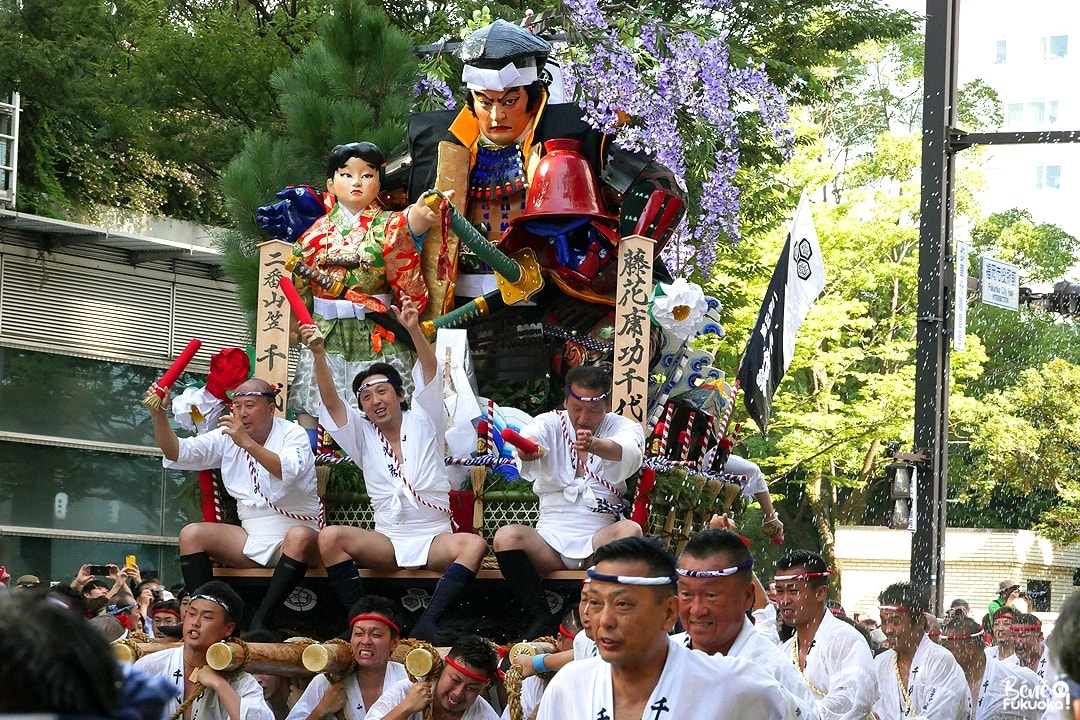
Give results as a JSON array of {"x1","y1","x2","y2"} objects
[
  {"x1": 254, "y1": 240, "x2": 293, "y2": 411},
  {"x1": 612, "y1": 235, "x2": 655, "y2": 428}
]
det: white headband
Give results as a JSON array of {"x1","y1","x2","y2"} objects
[{"x1": 463, "y1": 61, "x2": 538, "y2": 92}]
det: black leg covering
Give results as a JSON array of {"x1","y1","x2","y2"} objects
[{"x1": 249, "y1": 554, "x2": 308, "y2": 632}]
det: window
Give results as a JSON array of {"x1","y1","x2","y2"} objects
[
  {"x1": 1041, "y1": 34, "x2": 1068, "y2": 59},
  {"x1": 1006, "y1": 102, "x2": 1024, "y2": 126},
  {"x1": 1036, "y1": 164, "x2": 1062, "y2": 189},
  {"x1": 1027, "y1": 101, "x2": 1044, "y2": 124},
  {"x1": 995, "y1": 38, "x2": 1007, "y2": 63},
  {"x1": 1005, "y1": 100, "x2": 1060, "y2": 128}
]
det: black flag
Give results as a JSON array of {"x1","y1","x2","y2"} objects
[{"x1": 736, "y1": 194, "x2": 825, "y2": 436}]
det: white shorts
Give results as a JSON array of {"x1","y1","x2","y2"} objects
[
  {"x1": 376, "y1": 519, "x2": 451, "y2": 569},
  {"x1": 241, "y1": 514, "x2": 320, "y2": 567}
]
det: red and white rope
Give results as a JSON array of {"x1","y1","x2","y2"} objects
[
  {"x1": 558, "y1": 412, "x2": 621, "y2": 497},
  {"x1": 245, "y1": 451, "x2": 325, "y2": 528},
  {"x1": 373, "y1": 426, "x2": 456, "y2": 529}
]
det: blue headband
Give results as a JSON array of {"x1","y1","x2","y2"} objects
[
  {"x1": 586, "y1": 566, "x2": 678, "y2": 586},
  {"x1": 355, "y1": 377, "x2": 400, "y2": 396},
  {"x1": 676, "y1": 556, "x2": 755, "y2": 578},
  {"x1": 565, "y1": 385, "x2": 609, "y2": 403}
]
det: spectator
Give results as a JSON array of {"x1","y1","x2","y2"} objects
[
  {"x1": 87, "y1": 595, "x2": 110, "y2": 618},
  {"x1": 0, "y1": 592, "x2": 175, "y2": 719},
  {"x1": 14, "y1": 573, "x2": 41, "y2": 591},
  {"x1": 949, "y1": 598, "x2": 970, "y2": 619},
  {"x1": 989, "y1": 579, "x2": 1022, "y2": 618},
  {"x1": 82, "y1": 578, "x2": 111, "y2": 600}
]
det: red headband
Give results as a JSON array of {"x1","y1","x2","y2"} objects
[
  {"x1": 773, "y1": 570, "x2": 833, "y2": 582},
  {"x1": 350, "y1": 614, "x2": 400, "y2": 635},
  {"x1": 1008, "y1": 624, "x2": 1042, "y2": 632},
  {"x1": 444, "y1": 656, "x2": 490, "y2": 684},
  {"x1": 154, "y1": 608, "x2": 182, "y2": 619},
  {"x1": 559, "y1": 624, "x2": 576, "y2": 640},
  {"x1": 940, "y1": 631, "x2": 984, "y2": 641}
]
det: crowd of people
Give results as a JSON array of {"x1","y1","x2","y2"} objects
[{"x1": 6, "y1": 533, "x2": 1080, "y2": 720}]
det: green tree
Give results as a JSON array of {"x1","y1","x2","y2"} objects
[
  {"x1": 217, "y1": 0, "x2": 420, "y2": 331},
  {"x1": 0, "y1": 0, "x2": 322, "y2": 222}
]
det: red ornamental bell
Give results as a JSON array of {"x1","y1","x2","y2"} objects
[{"x1": 519, "y1": 138, "x2": 613, "y2": 222}]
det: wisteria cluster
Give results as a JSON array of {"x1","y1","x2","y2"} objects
[
  {"x1": 559, "y1": 0, "x2": 794, "y2": 277},
  {"x1": 413, "y1": 75, "x2": 457, "y2": 112}
]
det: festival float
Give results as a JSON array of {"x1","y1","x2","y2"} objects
[{"x1": 171, "y1": 17, "x2": 789, "y2": 640}]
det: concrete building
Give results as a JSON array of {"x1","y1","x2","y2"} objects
[
  {"x1": 958, "y1": 0, "x2": 1080, "y2": 245},
  {"x1": 835, "y1": 525, "x2": 1079, "y2": 624},
  {"x1": 0, "y1": 207, "x2": 246, "y2": 587}
]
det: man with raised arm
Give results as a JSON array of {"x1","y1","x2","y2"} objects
[
  {"x1": 147, "y1": 376, "x2": 322, "y2": 633},
  {"x1": 300, "y1": 294, "x2": 487, "y2": 641}
]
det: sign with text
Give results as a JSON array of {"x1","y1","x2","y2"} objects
[
  {"x1": 254, "y1": 240, "x2": 292, "y2": 411},
  {"x1": 954, "y1": 241, "x2": 969, "y2": 351},
  {"x1": 980, "y1": 256, "x2": 1020, "y2": 311},
  {"x1": 612, "y1": 235, "x2": 654, "y2": 428}
]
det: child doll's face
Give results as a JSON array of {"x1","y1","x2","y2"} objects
[{"x1": 327, "y1": 156, "x2": 380, "y2": 215}]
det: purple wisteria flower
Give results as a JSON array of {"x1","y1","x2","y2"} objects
[
  {"x1": 560, "y1": 0, "x2": 793, "y2": 277},
  {"x1": 414, "y1": 75, "x2": 457, "y2": 112}
]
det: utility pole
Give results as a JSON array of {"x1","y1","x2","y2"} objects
[{"x1": 912, "y1": 0, "x2": 958, "y2": 615}]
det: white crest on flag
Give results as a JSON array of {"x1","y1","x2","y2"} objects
[{"x1": 781, "y1": 193, "x2": 826, "y2": 371}]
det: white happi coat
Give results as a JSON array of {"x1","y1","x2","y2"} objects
[
  {"x1": 782, "y1": 609, "x2": 878, "y2": 720},
  {"x1": 574, "y1": 630, "x2": 599, "y2": 660},
  {"x1": 365, "y1": 677, "x2": 500, "y2": 720},
  {"x1": 320, "y1": 362, "x2": 454, "y2": 567},
  {"x1": 164, "y1": 417, "x2": 321, "y2": 563},
  {"x1": 518, "y1": 410, "x2": 644, "y2": 560},
  {"x1": 134, "y1": 646, "x2": 274, "y2": 720},
  {"x1": 673, "y1": 615, "x2": 820, "y2": 714},
  {"x1": 286, "y1": 662, "x2": 409, "y2": 720},
  {"x1": 537, "y1": 635, "x2": 801, "y2": 720},
  {"x1": 872, "y1": 634, "x2": 971, "y2": 720},
  {"x1": 973, "y1": 656, "x2": 1052, "y2": 720}
]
